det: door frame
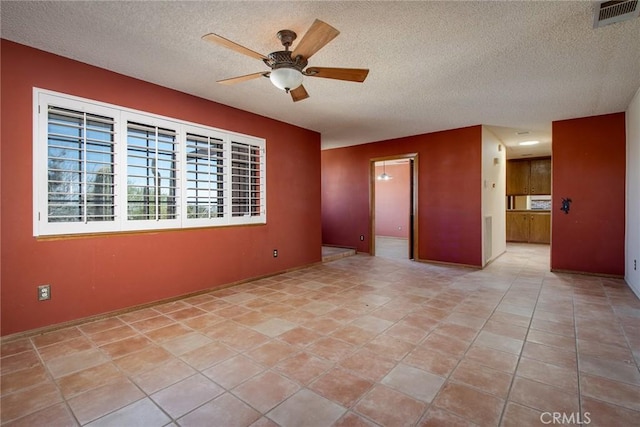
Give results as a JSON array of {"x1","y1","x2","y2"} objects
[{"x1": 369, "y1": 153, "x2": 419, "y2": 259}]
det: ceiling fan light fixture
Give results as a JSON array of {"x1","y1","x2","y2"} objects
[{"x1": 270, "y1": 67, "x2": 303, "y2": 92}]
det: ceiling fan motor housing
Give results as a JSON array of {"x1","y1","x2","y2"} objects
[{"x1": 264, "y1": 51, "x2": 307, "y2": 72}]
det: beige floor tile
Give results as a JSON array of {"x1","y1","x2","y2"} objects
[
  {"x1": 381, "y1": 363, "x2": 445, "y2": 403},
  {"x1": 202, "y1": 354, "x2": 265, "y2": 389},
  {"x1": 250, "y1": 318, "x2": 298, "y2": 337},
  {"x1": 232, "y1": 371, "x2": 299, "y2": 413},
  {"x1": 160, "y1": 332, "x2": 212, "y2": 356},
  {"x1": 150, "y1": 374, "x2": 223, "y2": 418},
  {"x1": 354, "y1": 384, "x2": 426, "y2": 426},
  {"x1": 132, "y1": 358, "x2": 196, "y2": 394},
  {"x1": 177, "y1": 392, "x2": 260, "y2": 427},
  {"x1": 179, "y1": 340, "x2": 236, "y2": 370},
  {"x1": 67, "y1": 377, "x2": 144, "y2": 425},
  {"x1": 267, "y1": 389, "x2": 346, "y2": 427},
  {"x1": 85, "y1": 397, "x2": 170, "y2": 427}
]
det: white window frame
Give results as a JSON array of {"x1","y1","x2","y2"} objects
[{"x1": 33, "y1": 88, "x2": 266, "y2": 237}]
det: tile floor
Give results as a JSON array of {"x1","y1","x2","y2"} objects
[
  {"x1": 1, "y1": 244, "x2": 639, "y2": 426},
  {"x1": 375, "y1": 236, "x2": 409, "y2": 260}
]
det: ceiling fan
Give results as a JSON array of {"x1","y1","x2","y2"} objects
[{"x1": 202, "y1": 19, "x2": 369, "y2": 102}]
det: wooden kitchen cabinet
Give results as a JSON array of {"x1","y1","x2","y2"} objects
[
  {"x1": 506, "y1": 212, "x2": 530, "y2": 242},
  {"x1": 506, "y1": 160, "x2": 530, "y2": 195},
  {"x1": 529, "y1": 159, "x2": 551, "y2": 195},
  {"x1": 529, "y1": 212, "x2": 551, "y2": 243},
  {"x1": 506, "y1": 158, "x2": 551, "y2": 195},
  {"x1": 506, "y1": 211, "x2": 550, "y2": 244}
]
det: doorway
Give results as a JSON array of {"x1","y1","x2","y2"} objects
[{"x1": 370, "y1": 154, "x2": 418, "y2": 260}]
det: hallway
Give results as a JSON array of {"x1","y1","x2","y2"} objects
[{"x1": 1, "y1": 244, "x2": 639, "y2": 426}]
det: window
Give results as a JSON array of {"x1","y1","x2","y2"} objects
[
  {"x1": 185, "y1": 131, "x2": 225, "y2": 221},
  {"x1": 34, "y1": 89, "x2": 266, "y2": 236},
  {"x1": 231, "y1": 140, "x2": 264, "y2": 217}
]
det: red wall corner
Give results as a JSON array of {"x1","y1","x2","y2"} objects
[{"x1": 551, "y1": 113, "x2": 626, "y2": 276}]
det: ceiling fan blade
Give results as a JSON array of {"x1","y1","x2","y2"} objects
[
  {"x1": 202, "y1": 33, "x2": 267, "y2": 60},
  {"x1": 291, "y1": 19, "x2": 339, "y2": 60},
  {"x1": 217, "y1": 72, "x2": 267, "y2": 85},
  {"x1": 290, "y1": 85, "x2": 309, "y2": 102},
  {"x1": 306, "y1": 67, "x2": 369, "y2": 82}
]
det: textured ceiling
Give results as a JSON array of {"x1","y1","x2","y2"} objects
[{"x1": 2, "y1": 1, "x2": 639, "y2": 156}]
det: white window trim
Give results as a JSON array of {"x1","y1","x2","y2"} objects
[{"x1": 33, "y1": 88, "x2": 266, "y2": 237}]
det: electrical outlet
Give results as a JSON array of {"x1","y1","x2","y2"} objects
[
  {"x1": 273, "y1": 249, "x2": 278, "y2": 258},
  {"x1": 38, "y1": 284, "x2": 51, "y2": 301},
  {"x1": 634, "y1": 259, "x2": 637, "y2": 271},
  {"x1": 359, "y1": 235, "x2": 364, "y2": 241}
]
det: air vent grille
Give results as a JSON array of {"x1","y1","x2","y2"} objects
[{"x1": 594, "y1": 0, "x2": 639, "y2": 28}]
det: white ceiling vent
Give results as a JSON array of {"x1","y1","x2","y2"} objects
[{"x1": 594, "y1": 0, "x2": 639, "y2": 28}]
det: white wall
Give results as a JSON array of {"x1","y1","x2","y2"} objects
[
  {"x1": 482, "y1": 126, "x2": 507, "y2": 265},
  {"x1": 626, "y1": 87, "x2": 640, "y2": 298}
]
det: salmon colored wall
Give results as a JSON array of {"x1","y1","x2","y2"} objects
[
  {"x1": 322, "y1": 126, "x2": 482, "y2": 266},
  {"x1": 552, "y1": 113, "x2": 626, "y2": 276},
  {"x1": 374, "y1": 163, "x2": 410, "y2": 238},
  {"x1": 0, "y1": 41, "x2": 321, "y2": 336}
]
